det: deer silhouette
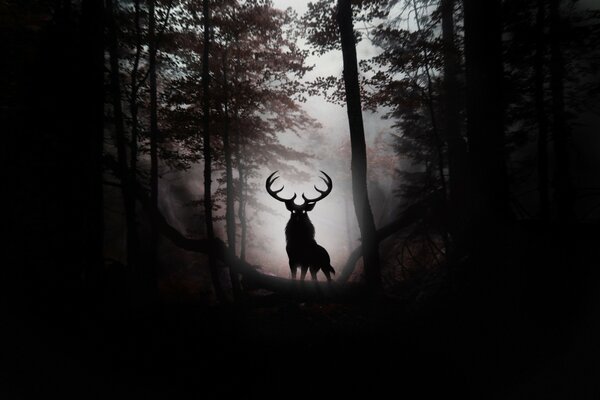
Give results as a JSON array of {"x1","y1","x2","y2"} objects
[{"x1": 266, "y1": 171, "x2": 335, "y2": 282}]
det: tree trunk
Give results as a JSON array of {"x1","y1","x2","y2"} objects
[
  {"x1": 549, "y1": 0, "x2": 573, "y2": 222},
  {"x1": 235, "y1": 118, "x2": 248, "y2": 263},
  {"x1": 463, "y1": 2, "x2": 511, "y2": 375},
  {"x1": 441, "y1": 0, "x2": 469, "y2": 253},
  {"x1": 202, "y1": 0, "x2": 226, "y2": 302},
  {"x1": 463, "y1": 0, "x2": 510, "y2": 227},
  {"x1": 80, "y1": 0, "x2": 104, "y2": 295},
  {"x1": 535, "y1": 0, "x2": 550, "y2": 221},
  {"x1": 411, "y1": 0, "x2": 449, "y2": 252},
  {"x1": 107, "y1": 0, "x2": 138, "y2": 280},
  {"x1": 147, "y1": 0, "x2": 159, "y2": 300},
  {"x1": 222, "y1": 50, "x2": 242, "y2": 299},
  {"x1": 412, "y1": 0, "x2": 447, "y2": 196},
  {"x1": 336, "y1": 0, "x2": 381, "y2": 291},
  {"x1": 123, "y1": 0, "x2": 142, "y2": 285},
  {"x1": 344, "y1": 197, "x2": 354, "y2": 254}
]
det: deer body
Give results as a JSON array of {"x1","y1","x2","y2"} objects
[
  {"x1": 285, "y1": 212, "x2": 335, "y2": 281},
  {"x1": 266, "y1": 171, "x2": 335, "y2": 282}
]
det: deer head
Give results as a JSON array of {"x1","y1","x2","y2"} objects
[{"x1": 266, "y1": 171, "x2": 332, "y2": 217}]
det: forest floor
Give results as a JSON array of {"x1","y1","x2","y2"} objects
[
  {"x1": 8, "y1": 224, "x2": 600, "y2": 399},
  {"x1": 10, "y1": 288, "x2": 600, "y2": 399}
]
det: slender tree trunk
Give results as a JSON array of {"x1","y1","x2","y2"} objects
[
  {"x1": 235, "y1": 115, "x2": 248, "y2": 263},
  {"x1": 345, "y1": 196, "x2": 354, "y2": 254},
  {"x1": 535, "y1": 0, "x2": 550, "y2": 221},
  {"x1": 202, "y1": 0, "x2": 226, "y2": 302},
  {"x1": 222, "y1": 50, "x2": 242, "y2": 299},
  {"x1": 463, "y1": 0, "x2": 510, "y2": 226},
  {"x1": 125, "y1": 0, "x2": 142, "y2": 284},
  {"x1": 411, "y1": 0, "x2": 449, "y2": 252},
  {"x1": 107, "y1": 0, "x2": 137, "y2": 274},
  {"x1": 147, "y1": 0, "x2": 159, "y2": 300},
  {"x1": 441, "y1": 0, "x2": 469, "y2": 253},
  {"x1": 80, "y1": 0, "x2": 104, "y2": 295},
  {"x1": 239, "y1": 181, "x2": 248, "y2": 262},
  {"x1": 232, "y1": 39, "x2": 247, "y2": 263},
  {"x1": 337, "y1": 0, "x2": 381, "y2": 291},
  {"x1": 549, "y1": 0, "x2": 573, "y2": 222},
  {"x1": 412, "y1": 0, "x2": 447, "y2": 197}
]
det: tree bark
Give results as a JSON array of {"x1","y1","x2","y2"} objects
[
  {"x1": 147, "y1": 0, "x2": 159, "y2": 300},
  {"x1": 107, "y1": 0, "x2": 138, "y2": 278},
  {"x1": 441, "y1": 0, "x2": 469, "y2": 252},
  {"x1": 463, "y1": 0, "x2": 510, "y2": 227},
  {"x1": 121, "y1": 0, "x2": 142, "y2": 282},
  {"x1": 336, "y1": 0, "x2": 381, "y2": 291},
  {"x1": 202, "y1": 0, "x2": 226, "y2": 302},
  {"x1": 235, "y1": 120, "x2": 248, "y2": 263},
  {"x1": 535, "y1": 0, "x2": 550, "y2": 221},
  {"x1": 80, "y1": 0, "x2": 104, "y2": 294},
  {"x1": 549, "y1": 0, "x2": 573, "y2": 222},
  {"x1": 412, "y1": 0, "x2": 448, "y2": 202},
  {"x1": 222, "y1": 49, "x2": 242, "y2": 299}
]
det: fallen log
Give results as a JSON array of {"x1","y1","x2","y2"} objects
[{"x1": 130, "y1": 167, "x2": 365, "y2": 299}]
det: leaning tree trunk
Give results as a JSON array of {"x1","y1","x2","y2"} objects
[
  {"x1": 202, "y1": 0, "x2": 226, "y2": 302},
  {"x1": 336, "y1": 0, "x2": 381, "y2": 291},
  {"x1": 549, "y1": 0, "x2": 573, "y2": 222}
]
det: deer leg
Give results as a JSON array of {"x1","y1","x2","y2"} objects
[
  {"x1": 300, "y1": 266, "x2": 308, "y2": 281},
  {"x1": 290, "y1": 263, "x2": 297, "y2": 280},
  {"x1": 310, "y1": 268, "x2": 318, "y2": 281}
]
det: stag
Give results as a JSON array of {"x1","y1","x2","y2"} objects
[{"x1": 266, "y1": 171, "x2": 335, "y2": 282}]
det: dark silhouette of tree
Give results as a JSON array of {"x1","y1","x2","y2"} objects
[
  {"x1": 220, "y1": 47, "x2": 243, "y2": 300},
  {"x1": 534, "y1": 0, "x2": 550, "y2": 221},
  {"x1": 81, "y1": 0, "x2": 105, "y2": 293},
  {"x1": 463, "y1": 0, "x2": 510, "y2": 229},
  {"x1": 549, "y1": 0, "x2": 573, "y2": 222},
  {"x1": 107, "y1": 0, "x2": 137, "y2": 287},
  {"x1": 337, "y1": 0, "x2": 381, "y2": 291},
  {"x1": 126, "y1": 0, "x2": 143, "y2": 276},
  {"x1": 202, "y1": 0, "x2": 226, "y2": 302},
  {"x1": 441, "y1": 0, "x2": 469, "y2": 254},
  {"x1": 147, "y1": 0, "x2": 160, "y2": 300}
]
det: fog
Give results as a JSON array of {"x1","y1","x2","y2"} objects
[{"x1": 143, "y1": 0, "x2": 400, "y2": 280}]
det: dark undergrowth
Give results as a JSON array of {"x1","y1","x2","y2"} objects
[{"x1": 7, "y1": 222, "x2": 600, "y2": 399}]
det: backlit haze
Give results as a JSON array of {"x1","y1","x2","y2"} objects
[{"x1": 138, "y1": 0, "x2": 401, "y2": 280}]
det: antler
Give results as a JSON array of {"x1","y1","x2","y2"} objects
[
  {"x1": 266, "y1": 171, "x2": 296, "y2": 203},
  {"x1": 302, "y1": 171, "x2": 333, "y2": 203}
]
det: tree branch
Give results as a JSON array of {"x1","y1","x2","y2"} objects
[
  {"x1": 337, "y1": 193, "x2": 440, "y2": 283},
  {"x1": 105, "y1": 155, "x2": 364, "y2": 299}
]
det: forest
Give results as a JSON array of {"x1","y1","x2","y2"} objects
[{"x1": 4, "y1": 0, "x2": 600, "y2": 398}]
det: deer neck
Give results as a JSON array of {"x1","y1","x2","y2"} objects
[{"x1": 285, "y1": 216, "x2": 315, "y2": 244}]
